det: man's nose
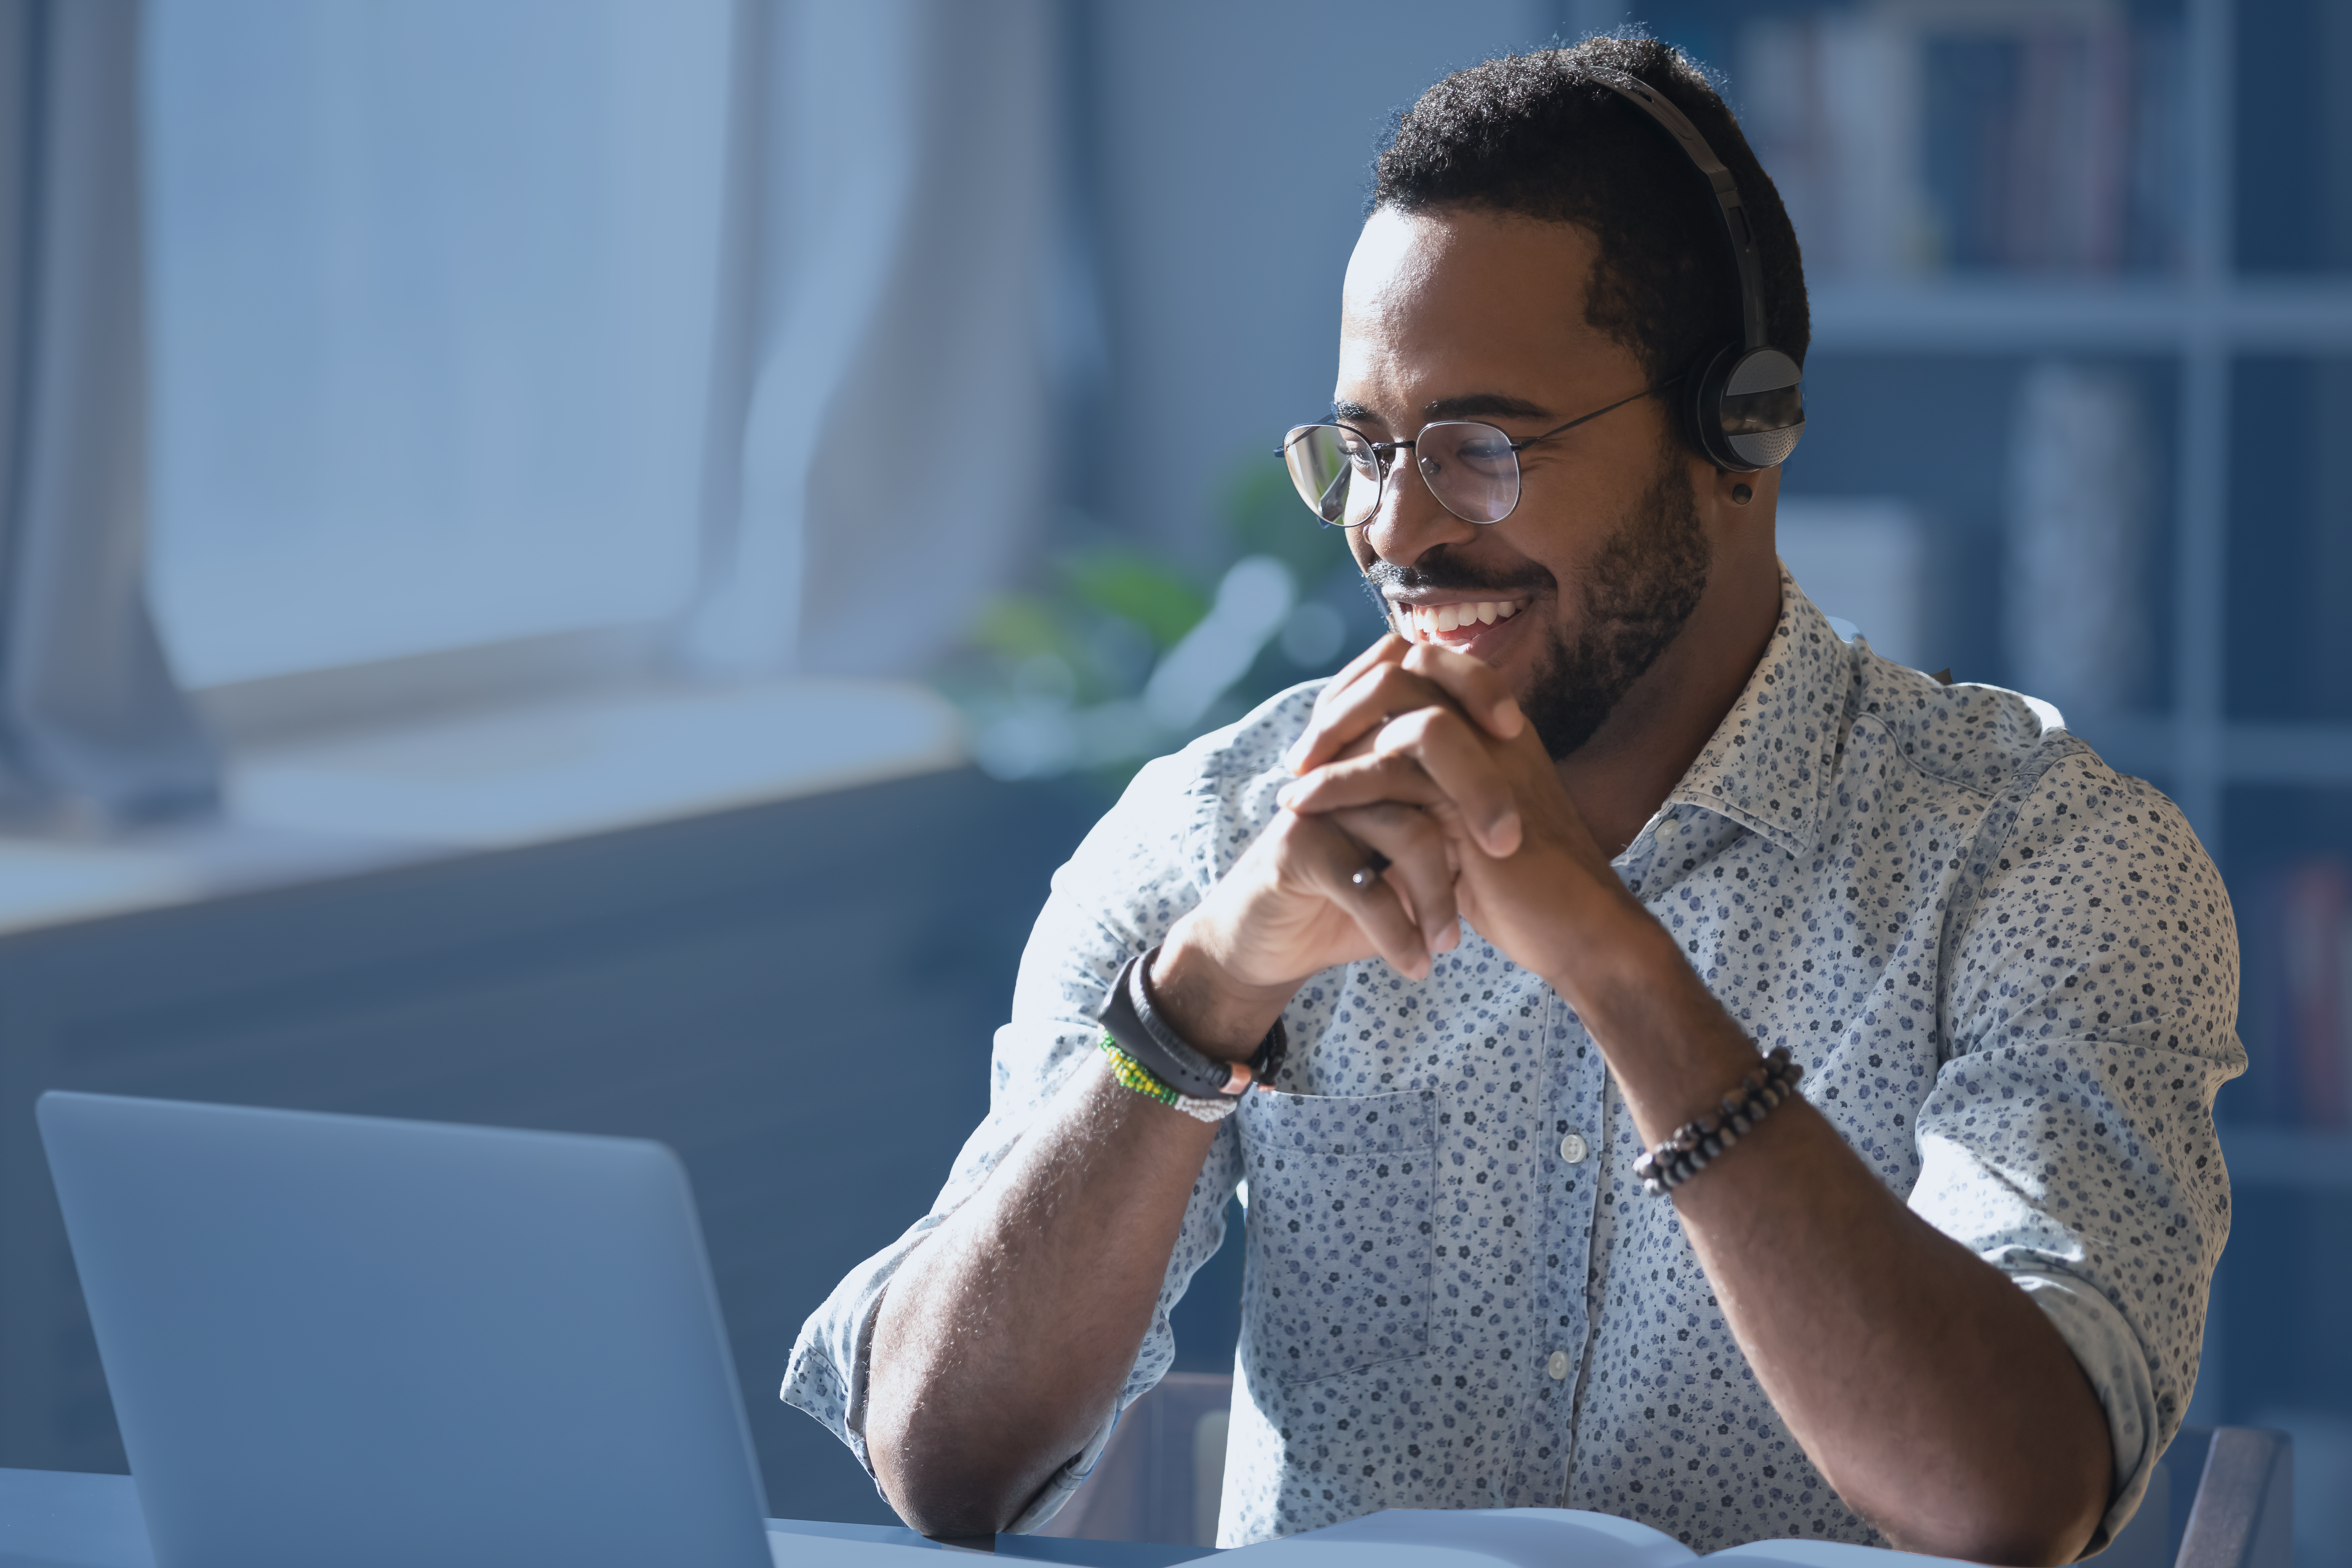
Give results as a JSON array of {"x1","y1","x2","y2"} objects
[{"x1": 1361, "y1": 451, "x2": 1480, "y2": 567}]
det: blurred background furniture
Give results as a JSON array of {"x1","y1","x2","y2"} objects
[{"x1": 1037, "y1": 1374, "x2": 1235, "y2": 1550}]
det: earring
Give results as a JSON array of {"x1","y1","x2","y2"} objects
[{"x1": 1731, "y1": 483, "x2": 1753, "y2": 505}]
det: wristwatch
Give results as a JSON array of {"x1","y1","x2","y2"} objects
[{"x1": 1096, "y1": 948, "x2": 1287, "y2": 1099}]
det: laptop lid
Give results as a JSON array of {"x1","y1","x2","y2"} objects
[{"x1": 37, "y1": 1090, "x2": 777, "y2": 1568}]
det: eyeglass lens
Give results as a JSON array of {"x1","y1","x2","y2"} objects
[{"x1": 1281, "y1": 421, "x2": 1523, "y2": 527}]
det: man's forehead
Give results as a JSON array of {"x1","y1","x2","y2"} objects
[
  {"x1": 1341, "y1": 205, "x2": 1597, "y2": 316},
  {"x1": 1336, "y1": 206, "x2": 1629, "y2": 417}
]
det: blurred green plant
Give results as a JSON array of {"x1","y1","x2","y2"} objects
[{"x1": 939, "y1": 451, "x2": 1379, "y2": 788}]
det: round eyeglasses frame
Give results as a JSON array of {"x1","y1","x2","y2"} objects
[{"x1": 1280, "y1": 378, "x2": 1680, "y2": 529}]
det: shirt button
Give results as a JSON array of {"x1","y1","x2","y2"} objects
[
  {"x1": 1558, "y1": 1132, "x2": 1589, "y2": 1164},
  {"x1": 1547, "y1": 1350, "x2": 1571, "y2": 1380}
]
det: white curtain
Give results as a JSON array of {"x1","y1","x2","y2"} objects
[
  {"x1": 0, "y1": 0, "x2": 215, "y2": 824},
  {"x1": 681, "y1": 0, "x2": 1063, "y2": 680}
]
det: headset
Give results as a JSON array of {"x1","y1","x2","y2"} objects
[{"x1": 1585, "y1": 69, "x2": 1806, "y2": 472}]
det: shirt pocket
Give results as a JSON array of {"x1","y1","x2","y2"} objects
[{"x1": 1239, "y1": 1087, "x2": 1436, "y2": 1385}]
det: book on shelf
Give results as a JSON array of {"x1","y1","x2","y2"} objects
[
  {"x1": 1732, "y1": 4, "x2": 2186, "y2": 278},
  {"x1": 2238, "y1": 855, "x2": 2352, "y2": 1128}
]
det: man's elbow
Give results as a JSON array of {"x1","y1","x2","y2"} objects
[
  {"x1": 877, "y1": 1470, "x2": 1025, "y2": 1543},
  {"x1": 867, "y1": 1401, "x2": 1065, "y2": 1541},
  {"x1": 1890, "y1": 1465, "x2": 2108, "y2": 1567},
  {"x1": 873, "y1": 1440, "x2": 1058, "y2": 1542},
  {"x1": 1941, "y1": 1513, "x2": 2102, "y2": 1568}
]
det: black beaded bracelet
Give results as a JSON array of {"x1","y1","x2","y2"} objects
[
  {"x1": 1096, "y1": 949, "x2": 1287, "y2": 1102},
  {"x1": 1633, "y1": 1046, "x2": 1805, "y2": 1197}
]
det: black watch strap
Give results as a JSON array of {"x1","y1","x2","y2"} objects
[{"x1": 1097, "y1": 949, "x2": 1287, "y2": 1099}]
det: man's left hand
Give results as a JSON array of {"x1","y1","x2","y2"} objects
[{"x1": 1277, "y1": 637, "x2": 1648, "y2": 993}]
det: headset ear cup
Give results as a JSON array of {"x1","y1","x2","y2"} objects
[
  {"x1": 1683, "y1": 342, "x2": 1747, "y2": 471},
  {"x1": 1712, "y1": 352, "x2": 1797, "y2": 475}
]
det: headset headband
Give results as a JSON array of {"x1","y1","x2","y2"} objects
[{"x1": 1583, "y1": 68, "x2": 1767, "y2": 352}]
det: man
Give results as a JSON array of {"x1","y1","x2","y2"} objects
[{"x1": 784, "y1": 38, "x2": 2240, "y2": 1564}]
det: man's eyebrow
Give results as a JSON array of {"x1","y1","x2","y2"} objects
[
  {"x1": 1330, "y1": 393, "x2": 1555, "y2": 428},
  {"x1": 1424, "y1": 392, "x2": 1555, "y2": 422}
]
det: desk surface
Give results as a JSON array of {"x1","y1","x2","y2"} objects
[{"x1": 0, "y1": 1468, "x2": 1211, "y2": 1568}]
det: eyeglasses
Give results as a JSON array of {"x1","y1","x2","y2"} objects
[{"x1": 1279, "y1": 380, "x2": 1676, "y2": 529}]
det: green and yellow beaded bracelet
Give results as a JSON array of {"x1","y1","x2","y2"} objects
[{"x1": 1098, "y1": 1035, "x2": 1240, "y2": 1124}]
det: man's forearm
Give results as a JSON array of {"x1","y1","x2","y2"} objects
[
  {"x1": 1561, "y1": 921, "x2": 2111, "y2": 1564},
  {"x1": 865, "y1": 1057, "x2": 1223, "y2": 1538},
  {"x1": 1675, "y1": 1103, "x2": 2112, "y2": 1563}
]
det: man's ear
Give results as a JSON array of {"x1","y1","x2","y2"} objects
[
  {"x1": 1702, "y1": 460, "x2": 1778, "y2": 520},
  {"x1": 1696, "y1": 461, "x2": 1782, "y2": 585}
]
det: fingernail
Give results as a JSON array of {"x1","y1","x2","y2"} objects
[
  {"x1": 1490, "y1": 810, "x2": 1522, "y2": 855},
  {"x1": 1491, "y1": 696, "x2": 1525, "y2": 737},
  {"x1": 1275, "y1": 783, "x2": 1299, "y2": 810},
  {"x1": 1282, "y1": 738, "x2": 1308, "y2": 772}
]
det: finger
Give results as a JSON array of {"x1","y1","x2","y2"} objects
[
  {"x1": 1277, "y1": 750, "x2": 1451, "y2": 816},
  {"x1": 1276, "y1": 809, "x2": 1437, "y2": 978},
  {"x1": 1280, "y1": 723, "x2": 1521, "y2": 860},
  {"x1": 1399, "y1": 642, "x2": 1525, "y2": 741},
  {"x1": 1288, "y1": 661, "x2": 1461, "y2": 776},
  {"x1": 1331, "y1": 629, "x2": 1412, "y2": 690},
  {"x1": 1372, "y1": 706, "x2": 1525, "y2": 857},
  {"x1": 1324, "y1": 801, "x2": 1461, "y2": 961},
  {"x1": 1286, "y1": 634, "x2": 1411, "y2": 771}
]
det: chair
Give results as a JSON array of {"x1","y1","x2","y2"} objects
[
  {"x1": 2161, "y1": 1427, "x2": 2294, "y2": 1568},
  {"x1": 1039, "y1": 1373, "x2": 2293, "y2": 1568},
  {"x1": 1036, "y1": 1373, "x2": 1233, "y2": 1549}
]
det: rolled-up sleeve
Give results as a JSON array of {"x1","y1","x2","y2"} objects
[
  {"x1": 780, "y1": 691, "x2": 1308, "y2": 1523},
  {"x1": 1910, "y1": 751, "x2": 2244, "y2": 1550}
]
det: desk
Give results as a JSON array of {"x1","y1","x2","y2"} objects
[{"x1": 0, "y1": 1469, "x2": 1211, "y2": 1568}]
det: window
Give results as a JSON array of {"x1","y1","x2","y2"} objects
[{"x1": 142, "y1": 0, "x2": 732, "y2": 687}]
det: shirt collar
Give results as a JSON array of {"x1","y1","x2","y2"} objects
[{"x1": 1656, "y1": 567, "x2": 1849, "y2": 862}]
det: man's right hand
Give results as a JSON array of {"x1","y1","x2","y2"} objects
[
  {"x1": 1147, "y1": 634, "x2": 1525, "y2": 1058},
  {"x1": 868, "y1": 635, "x2": 1522, "y2": 1536}
]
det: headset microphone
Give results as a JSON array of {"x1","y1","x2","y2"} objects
[{"x1": 1586, "y1": 69, "x2": 1806, "y2": 473}]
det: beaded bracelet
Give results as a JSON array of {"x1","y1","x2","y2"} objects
[
  {"x1": 1098, "y1": 950, "x2": 1286, "y2": 1101},
  {"x1": 1098, "y1": 1036, "x2": 1241, "y2": 1124},
  {"x1": 1633, "y1": 1046, "x2": 1805, "y2": 1197}
]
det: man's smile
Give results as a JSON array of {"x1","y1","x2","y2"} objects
[{"x1": 1384, "y1": 592, "x2": 1534, "y2": 655}]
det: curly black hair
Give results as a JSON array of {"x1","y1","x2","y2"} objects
[{"x1": 1373, "y1": 36, "x2": 1809, "y2": 392}]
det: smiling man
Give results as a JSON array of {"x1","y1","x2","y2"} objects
[{"x1": 784, "y1": 38, "x2": 2241, "y2": 1563}]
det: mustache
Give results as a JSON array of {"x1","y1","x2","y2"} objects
[{"x1": 1362, "y1": 552, "x2": 1554, "y2": 597}]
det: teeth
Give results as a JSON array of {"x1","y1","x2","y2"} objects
[{"x1": 1398, "y1": 601, "x2": 1522, "y2": 640}]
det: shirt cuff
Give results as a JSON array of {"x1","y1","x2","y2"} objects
[
  {"x1": 780, "y1": 1216, "x2": 939, "y2": 1480},
  {"x1": 2009, "y1": 1270, "x2": 2158, "y2": 1555},
  {"x1": 779, "y1": 1223, "x2": 1125, "y2": 1534},
  {"x1": 1003, "y1": 1405, "x2": 1123, "y2": 1534}
]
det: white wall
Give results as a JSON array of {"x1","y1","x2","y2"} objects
[{"x1": 1086, "y1": 2, "x2": 1559, "y2": 558}]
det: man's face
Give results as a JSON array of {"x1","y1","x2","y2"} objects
[{"x1": 1335, "y1": 206, "x2": 1723, "y2": 758}]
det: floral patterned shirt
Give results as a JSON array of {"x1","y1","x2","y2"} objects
[{"x1": 783, "y1": 572, "x2": 2242, "y2": 1552}]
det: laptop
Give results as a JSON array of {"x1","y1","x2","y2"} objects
[{"x1": 38, "y1": 1090, "x2": 798, "y2": 1568}]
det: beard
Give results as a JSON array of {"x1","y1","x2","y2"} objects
[
  {"x1": 1519, "y1": 453, "x2": 1711, "y2": 758},
  {"x1": 1363, "y1": 444, "x2": 1711, "y2": 760}
]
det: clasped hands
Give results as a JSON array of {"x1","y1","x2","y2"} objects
[{"x1": 1156, "y1": 634, "x2": 1656, "y2": 1054}]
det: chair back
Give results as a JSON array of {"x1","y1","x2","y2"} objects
[{"x1": 1036, "y1": 1373, "x2": 1232, "y2": 1549}]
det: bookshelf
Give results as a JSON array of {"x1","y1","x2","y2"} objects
[
  {"x1": 1588, "y1": 0, "x2": 2352, "y2": 1442},
  {"x1": 1809, "y1": 278, "x2": 2352, "y2": 352},
  {"x1": 2221, "y1": 1126, "x2": 2352, "y2": 1191}
]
